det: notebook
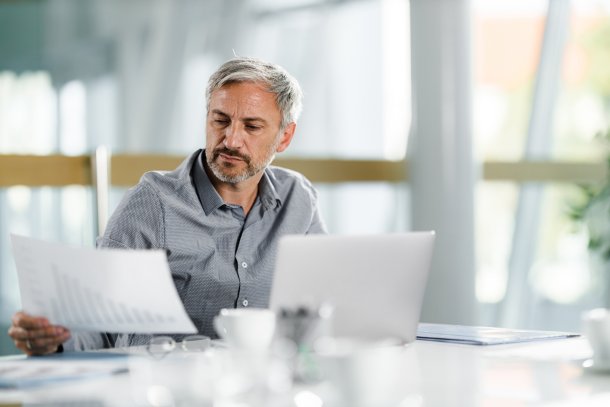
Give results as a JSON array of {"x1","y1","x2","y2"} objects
[
  {"x1": 416, "y1": 323, "x2": 580, "y2": 345},
  {"x1": 269, "y1": 232, "x2": 436, "y2": 343}
]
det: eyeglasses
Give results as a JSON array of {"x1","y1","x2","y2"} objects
[{"x1": 147, "y1": 335, "x2": 211, "y2": 359}]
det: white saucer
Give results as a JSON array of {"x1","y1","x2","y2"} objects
[{"x1": 582, "y1": 358, "x2": 610, "y2": 374}]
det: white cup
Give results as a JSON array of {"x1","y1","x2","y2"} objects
[
  {"x1": 214, "y1": 308, "x2": 276, "y2": 351},
  {"x1": 582, "y1": 308, "x2": 610, "y2": 368}
]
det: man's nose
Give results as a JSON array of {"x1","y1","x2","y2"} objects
[{"x1": 223, "y1": 124, "x2": 244, "y2": 149}]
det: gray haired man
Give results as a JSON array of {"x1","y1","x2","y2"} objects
[{"x1": 9, "y1": 57, "x2": 327, "y2": 355}]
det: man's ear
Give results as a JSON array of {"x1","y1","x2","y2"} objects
[{"x1": 276, "y1": 122, "x2": 296, "y2": 153}]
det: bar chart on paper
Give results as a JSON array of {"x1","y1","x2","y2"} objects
[
  {"x1": 10, "y1": 234, "x2": 197, "y2": 334},
  {"x1": 47, "y1": 265, "x2": 176, "y2": 328}
]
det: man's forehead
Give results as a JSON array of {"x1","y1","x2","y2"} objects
[
  {"x1": 212, "y1": 81, "x2": 272, "y2": 98},
  {"x1": 219, "y1": 79, "x2": 270, "y2": 91},
  {"x1": 208, "y1": 82, "x2": 280, "y2": 116}
]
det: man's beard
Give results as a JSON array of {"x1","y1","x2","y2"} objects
[{"x1": 205, "y1": 139, "x2": 279, "y2": 184}]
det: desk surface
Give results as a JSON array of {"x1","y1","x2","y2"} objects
[{"x1": 0, "y1": 337, "x2": 608, "y2": 407}]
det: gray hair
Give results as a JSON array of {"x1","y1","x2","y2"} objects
[{"x1": 206, "y1": 57, "x2": 303, "y2": 130}]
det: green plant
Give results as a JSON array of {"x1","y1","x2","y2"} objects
[{"x1": 569, "y1": 128, "x2": 610, "y2": 261}]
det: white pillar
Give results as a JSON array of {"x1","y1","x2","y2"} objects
[{"x1": 408, "y1": 0, "x2": 476, "y2": 325}]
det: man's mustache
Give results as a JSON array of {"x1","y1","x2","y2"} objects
[{"x1": 213, "y1": 147, "x2": 251, "y2": 164}]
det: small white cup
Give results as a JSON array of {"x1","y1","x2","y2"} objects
[
  {"x1": 214, "y1": 308, "x2": 276, "y2": 351},
  {"x1": 582, "y1": 308, "x2": 610, "y2": 368}
]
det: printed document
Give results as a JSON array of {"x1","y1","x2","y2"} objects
[{"x1": 10, "y1": 234, "x2": 197, "y2": 334}]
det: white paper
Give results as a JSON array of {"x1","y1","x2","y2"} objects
[
  {"x1": 0, "y1": 353, "x2": 129, "y2": 389},
  {"x1": 10, "y1": 234, "x2": 197, "y2": 334}
]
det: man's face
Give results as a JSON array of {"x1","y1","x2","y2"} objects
[{"x1": 205, "y1": 81, "x2": 295, "y2": 184}]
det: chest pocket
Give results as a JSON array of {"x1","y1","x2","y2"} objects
[{"x1": 166, "y1": 238, "x2": 216, "y2": 294}]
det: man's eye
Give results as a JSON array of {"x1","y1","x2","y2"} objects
[
  {"x1": 246, "y1": 125, "x2": 261, "y2": 131},
  {"x1": 214, "y1": 119, "x2": 229, "y2": 126}
]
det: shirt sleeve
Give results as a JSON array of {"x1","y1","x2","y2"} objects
[
  {"x1": 306, "y1": 186, "x2": 328, "y2": 234},
  {"x1": 97, "y1": 180, "x2": 165, "y2": 250},
  {"x1": 307, "y1": 202, "x2": 328, "y2": 234},
  {"x1": 62, "y1": 332, "x2": 115, "y2": 351}
]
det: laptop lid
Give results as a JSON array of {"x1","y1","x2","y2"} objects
[{"x1": 270, "y1": 232, "x2": 435, "y2": 342}]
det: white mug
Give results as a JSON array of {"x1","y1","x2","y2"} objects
[
  {"x1": 582, "y1": 308, "x2": 610, "y2": 368},
  {"x1": 213, "y1": 308, "x2": 276, "y2": 351}
]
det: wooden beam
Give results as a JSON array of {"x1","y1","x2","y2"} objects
[
  {"x1": 0, "y1": 155, "x2": 91, "y2": 187},
  {"x1": 111, "y1": 154, "x2": 185, "y2": 186},
  {"x1": 272, "y1": 158, "x2": 407, "y2": 183},
  {"x1": 0, "y1": 154, "x2": 607, "y2": 187},
  {"x1": 483, "y1": 161, "x2": 607, "y2": 183}
]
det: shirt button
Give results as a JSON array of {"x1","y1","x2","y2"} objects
[
  {"x1": 242, "y1": 299, "x2": 249, "y2": 307},
  {"x1": 241, "y1": 262, "x2": 248, "y2": 269}
]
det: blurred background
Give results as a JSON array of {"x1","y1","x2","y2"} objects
[{"x1": 1, "y1": 0, "x2": 610, "y2": 355}]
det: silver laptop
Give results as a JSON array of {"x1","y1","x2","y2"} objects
[{"x1": 270, "y1": 232, "x2": 435, "y2": 343}]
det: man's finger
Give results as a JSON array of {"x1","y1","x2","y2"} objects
[
  {"x1": 9, "y1": 325, "x2": 67, "y2": 342},
  {"x1": 13, "y1": 339, "x2": 30, "y2": 354},
  {"x1": 12, "y1": 312, "x2": 49, "y2": 329},
  {"x1": 7, "y1": 325, "x2": 29, "y2": 340},
  {"x1": 30, "y1": 336, "x2": 64, "y2": 349},
  {"x1": 29, "y1": 326, "x2": 66, "y2": 339},
  {"x1": 9, "y1": 326, "x2": 50, "y2": 340},
  {"x1": 14, "y1": 338, "x2": 60, "y2": 356}
]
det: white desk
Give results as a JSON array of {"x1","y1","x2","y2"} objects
[
  {"x1": 414, "y1": 337, "x2": 608, "y2": 406},
  {"x1": 1, "y1": 337, "x2": 608, "y2": 407}
]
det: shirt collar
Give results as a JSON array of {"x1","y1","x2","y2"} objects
[
  {"x1": 192, "y1": 150, "x2": 225, "y2": 215},
  {"x1": 258, "y1": 170, "x2": 282, "y2": 211},
  {"x1": 192, "y1": 150, "x2": 282, "y2": 215}
]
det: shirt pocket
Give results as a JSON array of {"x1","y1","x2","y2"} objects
[
  {"x1": 165, "y1": 239, "x2": 216, "y2": 279},
  {"x1": 171, "y1": 270, "x2": 192, "y2": 293}
]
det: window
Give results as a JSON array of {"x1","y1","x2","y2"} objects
[{"x1": 473, "y1": 0, "x2": 610, "y2": 330}]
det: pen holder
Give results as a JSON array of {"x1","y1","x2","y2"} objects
[{"x1": 275, "y1": 303, "x2": 334, "y2": 383}]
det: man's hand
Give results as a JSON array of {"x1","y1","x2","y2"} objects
[{"x1": 8, "y1": 311, "x2": 71, "y2": 356}]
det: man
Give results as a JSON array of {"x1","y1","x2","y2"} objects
[{"x1": 8, "y1": 57, "x2": 327, "y2": 355}]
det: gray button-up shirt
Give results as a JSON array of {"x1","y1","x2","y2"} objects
[{"x1": 65, "y1": 149, "x2": 326, "y2": 350}]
